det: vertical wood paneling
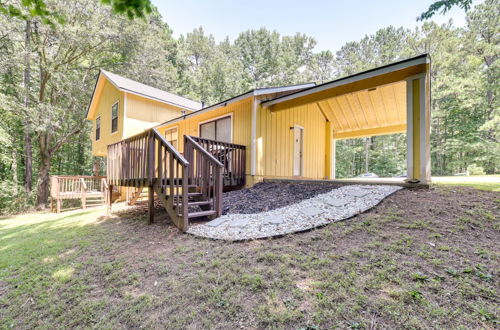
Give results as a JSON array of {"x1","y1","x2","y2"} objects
[
  {"x1": 125, "y1": 94, "x2": 186, "y2": 136},
  {"x1": 91, "y1": 80, "x2": 124, "y2": 156},
  {"x1": 259, "y1": 102, "x2": 326, "y2": 179},
  {"x1": 157, "y1": 98, "x2": 253, "y2": 175}
]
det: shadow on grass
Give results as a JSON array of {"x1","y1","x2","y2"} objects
[{"x1": 0, "y1": 210, "x2": 112, "y2": 271}]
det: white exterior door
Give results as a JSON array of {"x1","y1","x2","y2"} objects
[{"x1": 293, "y1": 125, "x2": 303, "y2": 176}]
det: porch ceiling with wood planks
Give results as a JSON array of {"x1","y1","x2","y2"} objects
[
  {"x1": 263, "y1": 54, "x2": 430, "y2": 140},
  {"x1": 315, "y1": 81, "x2": 407, "y2": 139}
]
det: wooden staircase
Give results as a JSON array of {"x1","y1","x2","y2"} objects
[{"x1": 107, "y1": 129, "x2": 230, "y2": 231}]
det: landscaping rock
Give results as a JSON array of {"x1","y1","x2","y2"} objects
[
  {"x1": 222, "y1": 181, "x2": 340, "y2": 215},
  {"x1": 262, "y1": 214, "x2": 284, "y2": 225},
  {"x1": 187, "y1": 185, "x2": 403, "y2": 241},
  {"x1": 300, "y1": 207, "x2": 323, "y2": 217},
  {"x1": 205, "y1": 217, "x2": 228, "y2": 227}
]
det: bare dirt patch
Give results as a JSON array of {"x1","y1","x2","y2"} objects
[{"x1": 1, "y1": 186, "x2": 498, "y2": 329}]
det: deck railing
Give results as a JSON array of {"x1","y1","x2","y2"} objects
[
  {"x1": 184, "y1": 135, "x2": 224, "y2": 216},
  {"x1": 107, "y1": 131, "x2": 150, "y2": 186},
  {"x1": 187, "y1": 135, "x2": 246, "y2": 187},
  {"x1": 107, "y1": 129, "x2": 226, "y2": 230},
  {"x1": 153, "y1": 128, "x2": 191, "y2": 229},
  {"x1": 50, "y1": 175, "x2": 108, "y2": 212}
]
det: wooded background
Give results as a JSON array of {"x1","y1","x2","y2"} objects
[{"x1": 0, "y1": 0, "x2": 498, "y2": 213}]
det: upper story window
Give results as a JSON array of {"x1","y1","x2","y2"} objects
[
  {"x1": 164, "y1": 127, "x2": 178, "y2": 149},
  {"x1": 95, "y1": 117, "x2": 101, "y2": 141},
  {"x1": 200, "y1": 116, "x2": 231, "y2": 143},
  {"x1": 111, "y1": 102, "x2": 118, "y2": 133}
]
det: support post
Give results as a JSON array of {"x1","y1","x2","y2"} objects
[
  {"x1": 332, "y1": 139, "x2": 336, "y2": 180},
  {"x1": 406, "y1": 71, "x2": 431, "y2": 184},
  {"x1": 56, "y1": 198, "x2": 61, "y2": 213},
  {"x1": 215, "y1": 166, "x2": 223, "y2": 217},
  {"x1": 107, "y1": 184, "x2": 113, "y2": 217},
  {"x1": 325, "y1": 121, "x2": 336, "y2": 179},
  {"x1": 80, "y1": 178, "x2": 86, "y2": 209},
  {"x1": 148, "y1": 185, "x2": 154, "y2": 224}
]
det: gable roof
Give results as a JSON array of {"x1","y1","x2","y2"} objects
[
  {"x1": 86, "y1": 70, "x2": 202, "y2": 119},
  {"x1": 100, "y1": 70, "x2": 202, "y2": 111},
  {"x1": 155, "y1": 82, "x2": 316, "y2": 127}
]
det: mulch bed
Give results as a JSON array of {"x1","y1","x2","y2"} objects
[{"x1": 222, "y1": 181, "x2": 340, "y2": 214}]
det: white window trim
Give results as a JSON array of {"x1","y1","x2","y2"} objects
[
  {"x1": 95, "y1": 116, "x2": 101, "y2": 141},
  {"x1": 110, "y1": 101, "x2": 119, "y2": 135},
  {"x1": 198, "y1": 113, "x2": 234, "y2": 143}
]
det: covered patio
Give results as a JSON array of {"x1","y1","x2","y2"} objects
[{"x1": 262, "y1": 54, "x2": 431, "y2": 184}]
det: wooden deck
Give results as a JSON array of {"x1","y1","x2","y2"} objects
[
  {"x1": 106, "y1": 129, "x2": 246, "y2": 231},
  {"x1": 49, "y1": 175, "x2": 115, "y2": 213}
]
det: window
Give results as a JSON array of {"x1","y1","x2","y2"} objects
[
  {"x1": 95, "y1": 117, "x2": 101, "y2": 141},
  {"x1": 164, "y1": 127, "x2": 178, "y2": 149},
  {"x1": 200, "y1": 116, "x2": 231, "y2": 142},
  {"x1": 111, "y1": 102, "x2": 118, "y2": 133}
]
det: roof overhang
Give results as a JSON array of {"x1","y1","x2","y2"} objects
[
  {"x1": 262, "y1": 54, "x2": 430, "y2": 111},
  {"x1": 261, "y1": 54, "x2": 430, "y2": 140},
  {"x1": 154, "y1": 83, "x2": 316, "y2": 128},
  {"x1": 86, "y1": 71, "x2": 197, "y2": 120}
]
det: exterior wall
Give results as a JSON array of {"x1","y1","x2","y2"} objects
[
  {"x1": 89, "y1": 83, "x2": 188, "y2": 157},
  {"x1": 255, "y1": 102, "x2": 327, "y2": 181},
  {"x1": 91, "y1": 80, "x2": 124, "y2": 156},
  {"x1": 157, "y1": 98, "x2": 253, "y2": 176},
  {"x1": 124, "y1": 93, "x2": 187, "y2": 137}
]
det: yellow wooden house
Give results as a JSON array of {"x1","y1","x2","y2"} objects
[
  {"x1": 85, "y1": 54, "x2": 431, "y2": 231},
  {"x1": 86, "y1": 69, "x2": 202, "y2": 156}
]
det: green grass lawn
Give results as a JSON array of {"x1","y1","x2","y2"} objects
[
  {"x1": 1, "y1": 186, "x2": 498, "y2": 329},
  {"x1": 432, "y1": 175, "x2": 500, "y2": 192}
]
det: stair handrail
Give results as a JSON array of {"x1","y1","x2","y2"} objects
[
  {"x1": 152, "y1": 128, "x2": 188, "y2": 165},
  {"x1": 187, "y1": 135, "x2": 246, "y2": 187},
  {"x1": 184, "y1": 135, "x2": 224, "y2": 217},
  {"x1": 150, "y1": 128, "x2": 191, "y2": 230},
  {"x1": 184, "y1": 135, "x2": 224, "y2": 167}
]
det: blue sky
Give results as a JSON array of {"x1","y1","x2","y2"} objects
[{"x1": 151, "y1": 0, "x2": 474, "y2": 52}]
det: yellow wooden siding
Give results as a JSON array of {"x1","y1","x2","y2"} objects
[
  {"x1": 124, "y1": 93, "x2": 187, "y2": 137},
  {"x1": 157, "y1": 98, "x2": 253, "y2": 175},
  {"x1": 256, "y1": 102, "x2": 326, "y2": 179},
  {"x1": 91, "y1": 80, "x2": 124, "y2": 156}
]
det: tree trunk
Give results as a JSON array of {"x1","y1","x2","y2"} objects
[
  {"x1": 12, "y1": 146, "x2": 18, "y2": 194},
  {"x1": 36, "y1": 133, "x2": 51, "y2": 209},
  {"x1": 23, "y1": 19, "x2": 33, "y2": 193},
  {"x1": 24, "y1": 132, "x2": 33, "y2": 192},
  {"x1": 36, "y1": 156, "x2": 51, "y2": 209},
  {"x1": 93, "y1": 158, "x2": 100, "y2": 176}
]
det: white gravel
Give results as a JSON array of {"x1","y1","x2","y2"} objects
[{"x1": 187, "y1": 185, "x2": 403, "y2": 241}]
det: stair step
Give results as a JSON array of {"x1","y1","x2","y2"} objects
[
  {"x1": 174, "y1": 200, "x2": 212, "y2": 209},
  {"x1": 171, "y1": 192, "x2": 202, "y2": 199},
  {"x1": 188, "y1": 200, "x2": 212, "y2": 206},
  {"x1": 180, "y1": 210, "x2": 217, "y2": 218}
]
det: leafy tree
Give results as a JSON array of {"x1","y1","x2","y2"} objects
[
  {"x1": 0, "y1": 0, "x2": 152, "y2": 25},
  {"x1": 418, "y1": 0, "x2": 473, "y2": 21}
]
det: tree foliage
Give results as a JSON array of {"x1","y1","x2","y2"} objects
[
  {"x1": 418, "y1": 0, "x2": 473, "y2": 21},
  {"x1": 0, "y1": 0, "x2": 498, "y2": 213}
]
